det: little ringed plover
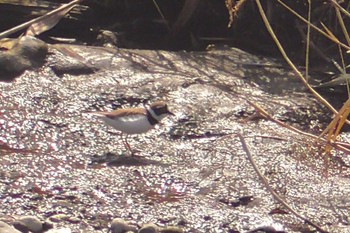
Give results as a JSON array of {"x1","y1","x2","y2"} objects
[{"x1": 89, "y1": 101, "x2": 174, "y2": 154}]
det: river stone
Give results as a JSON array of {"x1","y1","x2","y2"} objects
[
  {"x1": 0, "y1": 36, "x2": 48, "y2": 81},
  {"x1": 138, "y1": 223, "x2": 159, "y2": 233},
  {"x1": 110, "y1": 218, "x2": 137, "y2": 233},
  {"x1": 49, "y1": 214, "x2": 70, "y2": 223},
  {"x1": 13, "y1": 216, "x2": 42, "y2": 233},
  {"x1": 0, "y1": 221, "x2": 21, "y2": 233}
]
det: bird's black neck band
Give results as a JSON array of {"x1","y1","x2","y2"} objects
[{"x1": 146, "y1": 110, "x2": 159, "y2": 125}]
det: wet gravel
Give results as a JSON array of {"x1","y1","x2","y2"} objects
[{"x1": 1, "y1": 44, "x2": 350, "y2": 232}]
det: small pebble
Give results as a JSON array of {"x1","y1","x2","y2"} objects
[
  {"x1": 49, "y1": 214, "x2": 70, "y2": 223},
  {"x1": 248, "y1": 226, "x2": 278, "y2": 233},
  {"x1": 67, "y1": 216, "x2": 80, "y2": 224},
  {"x1": 139, "y1": 223, "x2": 159, "y2": 233}
]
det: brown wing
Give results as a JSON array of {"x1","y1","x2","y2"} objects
[{"x1": 91, "y1": 108, "x2": 146, "y2": 119}]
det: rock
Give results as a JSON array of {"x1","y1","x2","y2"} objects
[
  {"x1": 42, "y1": 221, "x2": 54, "y2": 232},
  {"x1": 160, "y1": 226, "x2": 184, "y2": 233},
  {"x1": 0, "y1": 36, "x2": 48, "y2": 81},
  {"x1": 139, "y1": 223, "x2": 159, "y2": 233},
  {"x1": 45, "y1": 228, "x2": 72, "y2": 233},
  {"x1": 96, "y1": 30, "x2": 118, "y2": 48},
  {"x1": 0, "y1": 221, "x2": 21, "y2": 233},
  {"x1": 66, "y1": 217, "x2": 80, "y2": 224},
  {"x1": 49, "y1": 214, "x2": 70, "y2": 223},
  {"x1": 16, "y1": 36, "x2": 48, "y2": 65},
  {"x1": 110, "y1": 218, "x2": 137, "y2": 233},
  {"x1": 248, "y1": 226, "x2": 279, "y2": 233},
  {"x1": 13, "y1": 216, "x2": 43, "y2": 233}
]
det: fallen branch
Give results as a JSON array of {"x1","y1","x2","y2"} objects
[
  {"x1": 0, "y1": 0, "x2": 83, "y2": 39},
  {"x1": 237, "y1": 132, "x2": 330, "y2": 233}
]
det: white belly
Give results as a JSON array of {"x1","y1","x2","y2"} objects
[{"x1": 102, "y1": 115, "x2": 154, "y2": 134}]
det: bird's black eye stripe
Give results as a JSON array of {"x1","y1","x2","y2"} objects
[{"x1": 153, "y1": 106, "x2": 169, "y2": 115}]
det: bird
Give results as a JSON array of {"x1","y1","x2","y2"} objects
[{"x1": 89, "y1": 101, "x2": 174, "y2": 154}]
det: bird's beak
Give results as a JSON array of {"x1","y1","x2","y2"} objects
[{"x1": 168, "y1": 110, "x2": 175, "y2": 116}]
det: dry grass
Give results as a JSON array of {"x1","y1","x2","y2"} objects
[{"x1": 226, "y1": 0, "x2": 350, "y2": 154}]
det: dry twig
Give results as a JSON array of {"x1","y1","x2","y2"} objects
[{"x1": 237, "y1": 132, "x2": 330, "y2": 233}]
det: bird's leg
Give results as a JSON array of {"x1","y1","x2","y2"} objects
[{"x1": 122, "y1": 133, "x2": 133, "y2": 155}]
